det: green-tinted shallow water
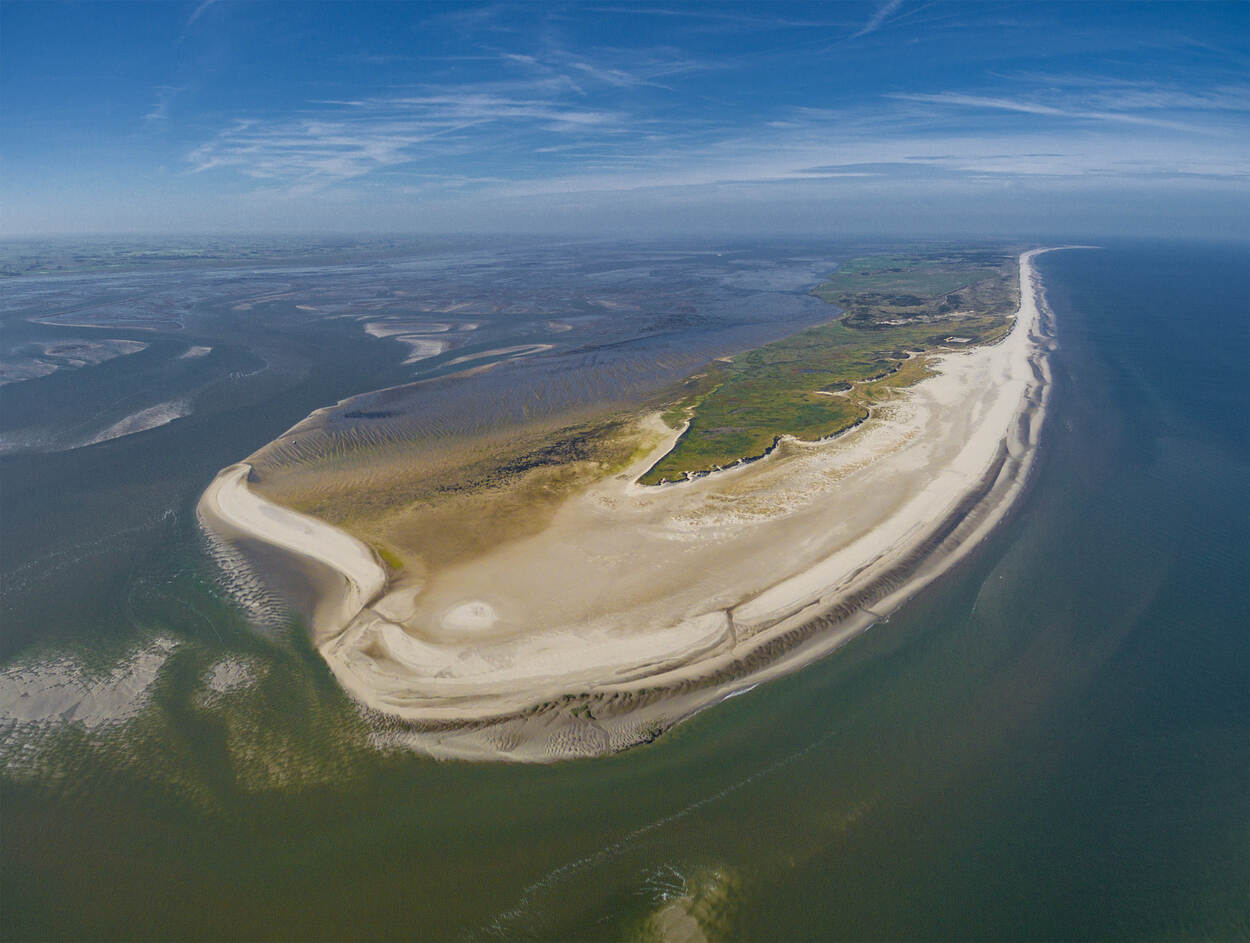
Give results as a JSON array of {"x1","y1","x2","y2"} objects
[{"x1": 2, "y1": 241, "x2": 1247, "y2": 941}]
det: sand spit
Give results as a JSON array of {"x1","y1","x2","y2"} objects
[
  {"x1": 199, "y1": 249, "x2": 1079, "y2": 762},
  {"x1": 198, "y1": 464, "x2": 386, "y2": 635}
]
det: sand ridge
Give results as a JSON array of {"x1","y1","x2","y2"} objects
[{"x1": 198, "y1": 249, "x2": 1081, "y2": 761}]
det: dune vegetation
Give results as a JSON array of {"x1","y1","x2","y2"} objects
[{"x1": 639, "y1": 248, "x2": 1019, "y2": 484}]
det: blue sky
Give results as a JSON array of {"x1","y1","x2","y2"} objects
[{"x1": 3, "y1": 1, "x2": 1247, "y2": 236}]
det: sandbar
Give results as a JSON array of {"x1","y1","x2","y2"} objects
[{"x1": 198, "y1": 249, "x2": 1074, "y2": 761}]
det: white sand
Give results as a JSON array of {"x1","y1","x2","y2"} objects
[
  {"x1": 0, "y1": 638, "x2": 177, "y2": 729},
  {"x1": 361, "y1": 320, "x2": 455, "y2": 363},
  {"x1": 200, "y1": 249, "x2": 1078, "y2": 760},
  {"x1": 203, "y1": 657, "x2": 262, "y2": 696},
  {"x1": 398, "y1": 337, "x2": 450, "y2": 364},
  {"x1": 363, "y1": 320, "x2": 452, "y2": 338},
  {"x1": 198, "y1": 463, "x2": 386, "y2": 632},
  {"x1": 84, "y1": 400, "x2": 189, "y2": 446}
]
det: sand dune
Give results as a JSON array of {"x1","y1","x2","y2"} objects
[{"x1": 199, "y1": 249, "x2": 1076, "y2": 761}]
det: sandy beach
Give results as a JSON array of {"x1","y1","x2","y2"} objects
[
  {"x1": 199, "y1": 249, "x2": 1070, "y2": 761},
  {"x1": 198, "y1": 463, "x2": 386, "y2": 634}
]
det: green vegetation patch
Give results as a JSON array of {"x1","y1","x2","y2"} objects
[
  {"x1": 639, "y1": 248, "x2": 1019, "y2": 484},
  {"x1": 812, "y1": 247, "x2": 1018, "y2": 329}
]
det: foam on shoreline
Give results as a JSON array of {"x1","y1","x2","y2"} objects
[{"x1": 198, "y1": 249, "x2": 1078, "y2": 761}]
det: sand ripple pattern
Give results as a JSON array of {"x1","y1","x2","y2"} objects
[
  {"x1": 197, "y1": 525, "x2": 292, "y2": 631},
  {"x1": 199, "y1": 249, "x2": 1082, "y2": 762}
]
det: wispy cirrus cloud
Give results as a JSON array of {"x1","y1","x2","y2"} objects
[
  {"x1": 185, "y1": 0, "x2": 218, "y2": 27},
  {"x1": 495, "y1": 42, "x2": 716, "y2": 93},
  {"x1": 187, "y1": 116, "x2": 468, "y2": 190},
  {"x1": 184, "y1": 40, "x2": 718, "y2": 193},
  {"x1": 994, "y1": 75, "x2": 1250, "y2": 115},
  {"x1": 889, "y1": 91, "x2": 1216, "y2": 133},
  {"x1": 186, "y1": 78, "x2": 1249, "y2": 201},
  {"x1": 186, "y1": 88, "x2": 634, "y2": 192},
  {"x1": 144, "y1": 85, "x2": 186, "y2": 122},
  {"x1": 182, "y1": 22, "x2": 1248, "y2": 205},
  {"x1": 853, "y1": 0, "x2": 905, "y2": 38}
]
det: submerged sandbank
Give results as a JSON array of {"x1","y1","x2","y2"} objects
[{"x1": 199, "y1": 249, "x2": 1075, "y2": 761}]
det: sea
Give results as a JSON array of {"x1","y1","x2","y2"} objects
[{"x1": 1, "y1": 238, "x2": 1246, "y2": 940}]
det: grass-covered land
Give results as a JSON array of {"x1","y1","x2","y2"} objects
[
  {"x1": 639, "y1": 248, "x2": 1019, "y2": 485},
  {"x1": 812, "y1": 248, "x2": 1018, "y2": 328}
]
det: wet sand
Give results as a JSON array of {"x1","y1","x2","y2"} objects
[{"x1": 198, "y1": 249, "x2": 1072, "y2": 761}]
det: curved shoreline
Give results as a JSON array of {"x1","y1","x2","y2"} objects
[
  {"x1": 198, "y1": 462, "x2": 387, "y2": 636},
  {"x1": 199, "y1": 248, "x2": 1080, "y2": 761}
]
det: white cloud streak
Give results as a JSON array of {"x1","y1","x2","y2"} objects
[
  {"x1": 184, "y1": 45, "x2": 1248, "y2": 204},
  {"x1": 144, "y1": 85, "x2": 186, "y2": 122},
  {"x1": 890, "y1": 92, "x2": 1216, "y2": 133},
  {"x1": 185, "y1": 0, "x2": 218, "y2": 29},
  {"x1": 853, "y1": 0, "x2": 904, "y2": 38}
]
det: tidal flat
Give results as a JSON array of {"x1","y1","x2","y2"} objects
[
  {"x1": 2, "y1": 237, "x2": 1245, "y2": 941},
  {"x1": 199, "y1": 248, "x2": 1061, "y2": 760}
]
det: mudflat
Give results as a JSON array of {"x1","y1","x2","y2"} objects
[{"x1": 199, "y1": 249, "x2": 1069, "y2": 761}]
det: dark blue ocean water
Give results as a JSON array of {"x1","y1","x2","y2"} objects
[{"x1": 2, "y1": 240, "x2": 1246, "y2": 941}]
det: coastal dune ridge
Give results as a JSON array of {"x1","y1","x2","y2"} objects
[{"x1": 198, "y1": 248, "x2": 1077, "y2": 761}]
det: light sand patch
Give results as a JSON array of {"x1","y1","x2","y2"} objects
[
  {"x1": 445, "y1": 344, "x2": 553, "y2": 367},
  {"x1": 361, "y1": 321, "x2": 454, "y2": 363},
  {"x1": 201, "y1": 249, "x2": 1085, "y2": 761},
  {"x1": 0, "y1": 638, "x2": 177, "y2": 729},
  {"x1": 440, "y1": 600, "x2": 499, "y2": 634},
  {"x1": 204, "y1": 657, "x2": 262, "y2": 695},
  {"x1": 198, "y1": 463, "x2": 386, "y2": 637},
  {"x1": 180, "y1": 345, "x2": 213, "y2": 359},
  {"x1": 0, "y1": 361, "x2": 57, "y2": 385},
  {"x1": 399, "y1": 337, "x2": 450, "y2": 364},
  {"x1": 84, "y1": 400, "x2": 189, "y2": 446},
  {"x1": 1, "y1": 339, "x2": 149, "y2": 385},
  {"x1": 363, "y1": 321, "x2": 452, "y2": 338},
  {"x1": 41, "y1": 339, "x2": 148, "y2": 364}
]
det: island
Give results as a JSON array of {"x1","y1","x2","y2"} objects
[{"x1": 198, "y1": 247, "x2": 1066, "y2": 761}]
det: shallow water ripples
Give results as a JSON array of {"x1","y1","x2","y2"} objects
[
  {"x1": 0, "y1": 507, "x2": 179, "y2": 604},
  {"x1": 470, "y1": 724, "x2": 841, "y2": 941}
]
